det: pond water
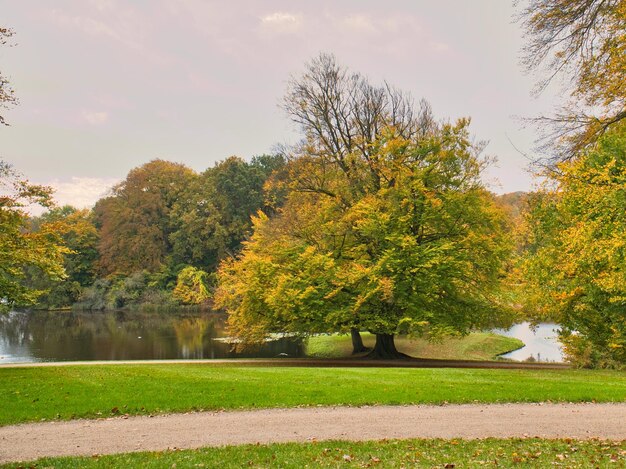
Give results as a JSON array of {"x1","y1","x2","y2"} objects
[
  {"x1": 0, "y1": 311, "x2": 565, "y2": 363},
  {"x1": 494, "y1": 322, "x2": 565, "y2": 363},
  {"x1": 0, "y1": 310, "x2": 304, "y2": 363}
]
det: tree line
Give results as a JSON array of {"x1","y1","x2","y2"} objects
[{"x1": 9, "y1": 154, "x2": 285, "y2": 312}]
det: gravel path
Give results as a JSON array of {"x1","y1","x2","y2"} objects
[{"x1": 1, "y1": 403, "x2": 624, "y2": 463}]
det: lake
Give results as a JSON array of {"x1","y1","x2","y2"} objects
[
  {"x1": 0, "y1": 311, "x2": 565, "y2": 363},
  {"x1": 0, "y1": 310, "x2": 303, "y2": 363},
  {"x1": 494, "y1": 322, "x2": 565, "y2": 363}
]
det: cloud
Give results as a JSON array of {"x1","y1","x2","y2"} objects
[
  {"x1": 47, "y1": 6, "x2": 169, "y2": 65},
  {"x1": 260, "y1": 12, "x2": 303, "y2": 33},
  {"x1": 88, "y1": 0, "x2": 114, "y2": 11},
  {"x1": 82, "y1": 111, "x2": 109, "y2": 125},
  {"x1": 50, "y1": 9, "x2": 127, "y2": 44},
  {"x1": 25, "y1": 177, "x2": 119, "y2": 216},
  {"x1": 430, "y1": 41, "x2": 451, "y2": 53},
  {"x1": 49, "y1": 177, "x2": 119, "y2": 208},
  {"x1": 341, "y1": 15, "x2": 377, "y2": 34}
]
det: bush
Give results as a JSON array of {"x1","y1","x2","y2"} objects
[{"x1": 172, "y1": 266, "x2": 211, "y2": 305}]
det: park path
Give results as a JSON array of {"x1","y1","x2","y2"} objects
[{"x1": 1, "y1": 403, "x2": 625, "y2": 463}]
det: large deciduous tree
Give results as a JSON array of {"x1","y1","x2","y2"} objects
[
  {"x1": 519, "y1": 0, "x2": 626, "y2": 160},
  {"x1": 217, "y1": 58, "x2": 511, "y2": 358},
  {"x1": 278, "y1": 53, "x2": 437, "y2": 352},
  {"x1": 94, "y1": 159, "x2": 196, "y2": 276},
  {"x1": 517, "y1": 123, "x2": 626, "y2": 368}
]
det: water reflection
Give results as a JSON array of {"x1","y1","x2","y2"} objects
[
  {"x1": 494, "y1": 322, "x2": 565, "y2": 363},
  {"x1": 0, "y1": 310, "x2": 304, "y2": 363},
  {"x1": 173, "y1": 317, "x2": 211, "y2": 359}
]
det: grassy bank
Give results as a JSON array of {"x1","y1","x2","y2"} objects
[
  {"x1": 3, "y1": 438, "x2": 624, "y2": 468},
  {"x1": 305, "y1": 332, "x2": 524, "y2": 360},
  {"x1": 1, "y1": 365, "x2": 625, "y2": 426}
]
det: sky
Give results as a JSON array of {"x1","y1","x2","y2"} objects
[{"x1": 0, "y1": 0, "x2": 562, "y2": 210}]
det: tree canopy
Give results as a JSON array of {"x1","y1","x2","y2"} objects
[
  {"x1": 0, "y1": 162, "x2": 67, "y2": 309},
  {"x1": 169, "y1": 154, "x2": 284, "y2": 272},
  {"x1": 94, "y1": 159, "x2": 197, "y2": 276},
  {"x1": 24, "y1": 206, "x2": 99, "y2": 309},
  {"x1": 517, "y1": 122, "x2": 626, "y2": 367},
  {"x1": 217, "y1": 57, "x2": 511, "y2": 357}
]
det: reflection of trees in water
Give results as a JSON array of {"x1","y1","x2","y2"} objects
[
  {"x1": 172, "y1": 317, "x2": 212, "y2": 359},
  {"x1": 0, "y1": 310, "x2": 304, "y2": 361},
  {"x1": 0, "y1": 312, "x2": 32, "y2": 359}
]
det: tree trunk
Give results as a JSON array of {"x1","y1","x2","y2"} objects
[
  {"x1": 366, "y1": 333, "x2": 411, "y2": 359},
  {"x1": 350, "y1": 328, "x2": 369, "y2": 354}
]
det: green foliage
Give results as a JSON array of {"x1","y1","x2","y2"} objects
[
  {"x1": 8, "y1": 439, "x2": 624, "y2": 469},
  {"x1": 172, "y1": 266, "x2": 211, "y2": 305},
  {"x1": 169, "y1": 155, "x2": 285, "y2": 271},
  {"x1": 72, "y1": 278, "x2": 107, "y2": 310},
  {"x1": 217, "y1": 58, "x2": 513, "y2": 355},
  {"x1": 0, "y1": 34, "x2": 68, "y2": 309},
  {"x1": 517, "y1": 123, "x2": 626, "y2": 368},
  {"x1": 217, "y1": 124, "x2": 512, "y2": 350},
  {"x1": 15, "y1": 154, "x2": 284, "y2": 311},
  {"x1": 0, "y1": 161, "x2": 67, "y2": 309},
  {"x1": 74, "y1": 272, "x2": 177, "y2": 311}
]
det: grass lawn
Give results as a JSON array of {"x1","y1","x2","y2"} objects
[
  {"x1": 1, "y1": 365, "x2": 625, "y2": 426},
  {"x1": 2, "y1": 438, "x2": 624, "y2": 468},
  {"x1": 305, "y1": 332, "x2": 524, "y2": 360}
]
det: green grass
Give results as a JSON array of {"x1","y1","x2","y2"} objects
[
  {"x1": 305, "y1": 332, "x2": 524, "y2": 360},
  {"x1": 3, "y1": 438, "x2": 625, "y2": 468},
  {"x1": 1, "y1": 365, "x2": 625, "y2": 426}
]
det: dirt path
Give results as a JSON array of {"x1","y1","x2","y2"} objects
[{"x1": 1, "y1": 403, "x2": 624, "y2": 463}]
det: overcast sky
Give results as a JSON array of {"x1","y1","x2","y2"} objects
[{"x1": 1, "y1": 0, "x2": 561, "y2": 209}]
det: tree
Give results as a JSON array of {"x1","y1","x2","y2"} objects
[
  {"x1": 172, "y1": 266, "x2": 211, "y2": 305},
  {"x1": 216, "y1": 123, "x2": 511, "y2": 357},
  {"x1": 169, "y1": 155, "x2": 285, "y2": 271},
  {"x1": 0, "y1": 162, "x2": 67, "y2": 309},
  {"x1": 519, "y1": 0, "x2": 626, "y2": 160},
  {"x1": 0, "y1": 28, "x2": 67, "y2": 309},
  {"x1": 0, "y1": 27, "x2": 18, "y2": 126},
  {"x1": 24, "y1": 206, "x2": 99, "y2": 308},
  {"x1": 278, "y1": 53, "x2": 439, "y2": 351},
  {"x1": 282, "y1": 53, "x2": 435, "y2": 195},
  {"x1": 94, "y1": 159, "x2": 196, "y2": 276},
  {"x1": 517, "y1": 122, "x2": 626, "y2": 368}
]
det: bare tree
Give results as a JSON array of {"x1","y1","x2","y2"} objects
[
  {"x1": 518, "y1": 0, "x2": 626, "y2": 162},
  {"x1": 0, "y1": 28, "x2": 18, "y2": 126},
  {"x1": 282, "y1": 53, "x2": 436, "y2": 191}
]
